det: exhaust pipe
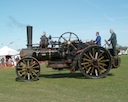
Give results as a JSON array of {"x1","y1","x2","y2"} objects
[{"x1": 26, "y1": 26, "x2": 32, "y2": 49}]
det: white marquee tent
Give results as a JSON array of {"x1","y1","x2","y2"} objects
[{"x1": 0, "y1": 46, "x2": 19, "y2": 56}]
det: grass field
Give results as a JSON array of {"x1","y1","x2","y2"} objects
[{"x1": 0, "y1": 55, "x2": 128, "y2": 102}]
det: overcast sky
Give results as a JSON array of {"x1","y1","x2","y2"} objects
[{"x1": 0, "y1": 0, "x2": 128, "y2": 50}]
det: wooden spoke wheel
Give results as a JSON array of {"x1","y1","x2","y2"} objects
[
  {"x1": 16, "y1": 56, "x2": 40, "y2": 81},
  {"x1": 78, "y1": 45, "x2": 112, "y2": 78},
  {"x1": 58, "y1": 32, "x2": 79, "y2": 53}
]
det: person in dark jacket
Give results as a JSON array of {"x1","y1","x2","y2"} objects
[
  {"x1": 105, "y1": 29, "x2": 117, "y2": 56},
  {"x1": 40, "y1": 31, "x2": 48, "y2": 48}
]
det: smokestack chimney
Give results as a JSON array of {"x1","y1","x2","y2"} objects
[{"x1": 26, "y1": 26, "x2": 32, "y2": 49}]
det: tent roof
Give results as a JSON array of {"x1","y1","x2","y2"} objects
[{"x1": 0, "y1": 46, "x2": 19, "y2": 56}]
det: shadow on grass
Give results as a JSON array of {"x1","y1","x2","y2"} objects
[
  {"x1": 15, "y1": 77, "x2": 39, "y2": 82},
  {"x1": 15, "y1": 72, "x2": 115, "y2": 82},
  {"x1": 39, "y1": 72, "x2": 85, "y2": 79},
  {"x1": 107, "y1": 73, "x2": 114, "y2": 76},
  {"x1": 39, "y1": 72, "x2": 115, "y2": 79}
]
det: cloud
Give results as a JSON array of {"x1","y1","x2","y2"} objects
[{"x1": 104, "y1": 14, "x2": 114, "y2": 22}]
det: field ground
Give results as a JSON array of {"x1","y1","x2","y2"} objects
[{"x1": 0, "y1": 55, "x2": 128, "y2": 102}]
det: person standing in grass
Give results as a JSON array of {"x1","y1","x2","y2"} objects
[{"x1": 1, "y1": 57, "x2": 6, "y2": 68}]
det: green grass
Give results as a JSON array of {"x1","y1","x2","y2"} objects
[{"x1": 0, "y1": 55, "x2": 128, "y2": 102}]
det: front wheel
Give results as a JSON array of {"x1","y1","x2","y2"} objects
[
  {"x1": 16, "y1": 56, "x2": 40, "y2": 81},
  {"x1": 78, "y1": 45, "x2": 112, "y2": 79}
]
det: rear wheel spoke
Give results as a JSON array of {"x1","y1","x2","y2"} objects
[
  {"x1": 84, "y1": 53, "x2": 91, "y2": 59},
  {"x1": 95, "y1": 69, "x2": 98, "y2": 76}
]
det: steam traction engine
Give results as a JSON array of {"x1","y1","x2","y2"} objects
[{"x1": 16, "y1": 26, "x2": 120, "y2": 81}]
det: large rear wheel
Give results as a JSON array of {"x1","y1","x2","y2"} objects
[{"x1": 78, "y1": 45, "x2": 112, "y2": 78}]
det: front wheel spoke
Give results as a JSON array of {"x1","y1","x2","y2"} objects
[
  {"x1": 23, "y1": 72, "x2": 28, "y2": 79},
  {"x1": 30, "y1": 72, "x2": 34, "y2": 79},
  {"x1": 32, "y1": 66, "x2": 40, "y2": 69},
  {"x1": 27, "y1": 73, "x2": 30, "y2": 80},
  {"x1": 31, "y1": 70, "x2": 39, "y2": 76},
  {"x1": 18, "y1": 71, "x2": 25, "y2": 76},
  {"x1": 27, "y1": 60, "x2": 30, "y2": 68},
  {"x1": 30, "y1": 63, "x2": 38, "y2": 68},
  {"x1": 18, "y1": 69, "x2": 26, "y2": 73},
  {"x1": 22, "y1": 60, "x2": 26, "y2": 65},
  {"x1": 29, "y1": 59, "x2": 33, "y2": 66},
  {"x1": 18, "y1": 62, "x2": 27, "y2": 68},
  {"x1": 17, "y1": 66, "x2": 26, "y2": 69},
  {"x1": 18, "y1": 61, "x2": 26, "y2": 68}
]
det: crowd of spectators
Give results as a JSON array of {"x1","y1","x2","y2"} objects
[{"x1": 0, "y1": 56, "x2": 20, "y2": 68}]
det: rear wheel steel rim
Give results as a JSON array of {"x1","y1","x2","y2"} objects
[{"x1": 79, "y1": 45, "x2": 112, "y2": 78}]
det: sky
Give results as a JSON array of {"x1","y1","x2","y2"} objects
[{"x1": 0, "y1": 0, "x2": 128, "y2": 50}]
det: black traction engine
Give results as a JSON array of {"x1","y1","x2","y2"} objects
[{"x1": 16, "y1": 26, "x2": 121, "y2": 81}]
